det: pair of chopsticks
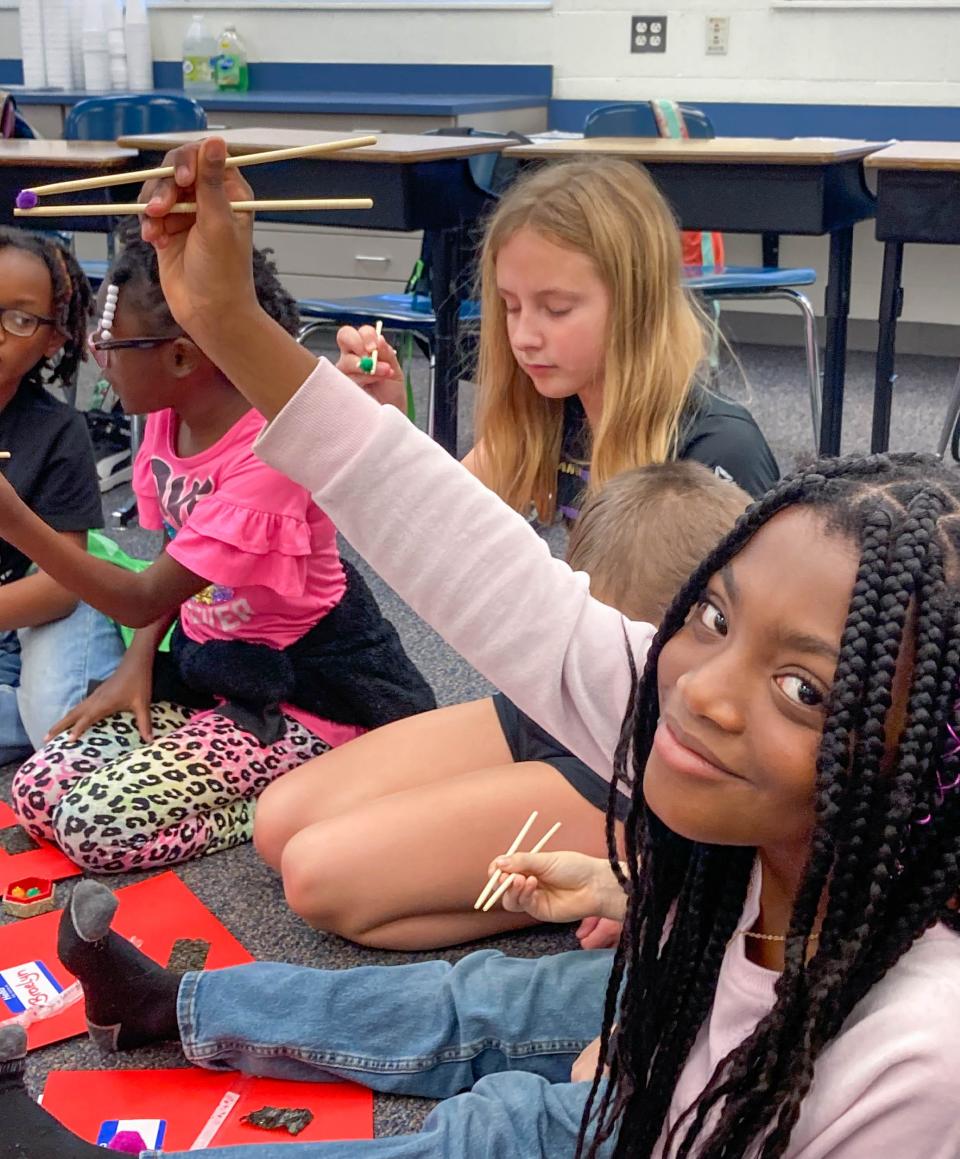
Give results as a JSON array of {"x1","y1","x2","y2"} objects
[
  {"x1": 13, "y1": 135, "x2": 378, "y2": 219},
  {"x1": 474, "y1": 810, "x2": 562, "y2": 913}
]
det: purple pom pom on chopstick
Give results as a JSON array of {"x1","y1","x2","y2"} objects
[{"x1": 15, "y1": 190, "x2": 38, "y2": 210}]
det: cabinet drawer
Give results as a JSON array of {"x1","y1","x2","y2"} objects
[
  {"x1": 283, "y1": 274, "x2": 411, "y2": 303},
  {"x1": 253, "y1": 224, "x2": 422, "y2": 283}
]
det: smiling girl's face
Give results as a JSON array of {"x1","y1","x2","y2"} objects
[{"x1": 643, "y1": 508, "x2": 860, "y2": 853}]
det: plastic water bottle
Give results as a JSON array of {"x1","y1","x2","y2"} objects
[
  {"x1": 182, "y1": 12, "x2": 217, "y2": 96},
  {"x1": 216, "y1": 24, "x2": 249, "y2": 93}
]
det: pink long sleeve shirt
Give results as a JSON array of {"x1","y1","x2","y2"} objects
[{"x1": 256, "y1": 359, "x2": 960, "y2": 1159}]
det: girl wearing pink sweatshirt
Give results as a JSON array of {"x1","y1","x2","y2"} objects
[{"x1": 1, "y1": 141, "x2": 958, "y2": 1159}]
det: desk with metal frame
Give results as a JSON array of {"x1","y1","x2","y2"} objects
[
  {"x1": 117, "y1": 128, "x2": 512, "y2": 456},
  {"x1": 506, "y1": 136, "x2": 881, "y2": 457},
  {"x1": 865, "y1": 141, "x2": 960, "y2": 454}
]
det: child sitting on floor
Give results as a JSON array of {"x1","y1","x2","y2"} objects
[
  {"x1": 0, "y1": 227, "x2": 124, "y2": 759},
  {"x1": 4, "y1": 232, "x2": 434, "y2": 873},
  {"x1": 255, "y1": 461, "x2": 748, "y2": 948}
]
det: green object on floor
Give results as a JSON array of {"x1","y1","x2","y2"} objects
[{"x1": 86, "y1": 531, "x2": 173, "y2": 651}]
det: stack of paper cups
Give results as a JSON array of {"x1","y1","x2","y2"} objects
[
  {"x1": 41, "y1": 0, "x2": 74, "y2": 88},
  {"x1": 18, "y1": 0, "x2": 47, "y2": 87},
  {"x1": 82, "y1": 0, "x2": 110, "y2": 92},
  {"x1": 69, "y1": 0, "x2": 86, "y2": 96},
  {"x1": 124, "y1": 0, "x2": 153, "y2": 92},
  {"x1": 107, "y1": 0, "x2": 128, "y2": 90}
]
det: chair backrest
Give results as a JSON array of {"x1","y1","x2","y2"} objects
[
  {"x1": 584, "y1": 101, "x2": 715, "y2": 140},
  {"x1": 583, "y1": 102, "x2": 659, "y2": 138},
  {"x1": 64, "y1": 94, "x2": 207, "y2": 141},
  {"x1": 676, "y1": 104, "x2": 714, "y2": 139}
]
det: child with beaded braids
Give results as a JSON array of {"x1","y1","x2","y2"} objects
[
  {"x1": 0, "y1": 228, "x2": 123, "y2": 759},
  {"x1": 1, "y1": 144, "x2": 960, "y2": 1159},
  {"x1": 2, "y1": 228, "x2": 434, "y2": 873}
]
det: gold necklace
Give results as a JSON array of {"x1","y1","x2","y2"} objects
[{"x1": 738, "y1": 929, "x2": 820, "y2": 943}]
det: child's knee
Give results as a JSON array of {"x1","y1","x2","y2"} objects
[
  {"x1": 51, "y1": 790, "x2": 132, "y2": 873},
  {"x1": 280, "y1": 828, "x2": 365, "y2": 936},
  {"x1": 9, "y1": 756, "x2": 71, "y2": 841},
  {"x1": 252, "y1": 777, "x2": 299, "y2": 869}
]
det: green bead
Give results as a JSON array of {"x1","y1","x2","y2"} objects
[{"x1": 358, "y1": 357, "x2": 374, "y2": 373}]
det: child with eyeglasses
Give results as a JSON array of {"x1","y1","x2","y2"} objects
[
  {"x1": 3, "y1": 229, "x2": 434, "y2": 873},
  {"x1": 0, "y1": 227, "x2": 124, "y2": 760}
]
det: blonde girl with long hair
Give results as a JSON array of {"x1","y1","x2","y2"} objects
[
  {"x1": 341, "y1": 157, "x2": 778, "y2": 518},
  {"x1": 252, "y1": 158, "x2": 779, "y2": 949}
]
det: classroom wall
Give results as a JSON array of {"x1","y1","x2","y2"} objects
[{"x1": 4, "y1": 0, "x2": 960, "y2": 345}]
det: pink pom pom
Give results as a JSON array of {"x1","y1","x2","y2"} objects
[
  {"x1": 15, "y1": 190, "x2": 38, "y2": 210},
  {"x1": 107, "y1": 1131, "x2": 147, "y2": 1152}
]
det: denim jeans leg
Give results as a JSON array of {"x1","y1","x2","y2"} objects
[
  {"x1": 153, "y1": 1073, "x2": 611, "y2": 1159},
  {"x1": 153, "y1": 949, "x2": 615, "y2": 1159},
  {"x1": 0, "y1": 629, "x2": 30, "y2": 763},
  {"x1": 180, "y1": 949, "x2": 612, "y2": 1092},
  {"x1": 16, "y1": 602, "x2": 124, "y2": 749}
]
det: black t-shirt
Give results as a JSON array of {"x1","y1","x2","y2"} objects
[
  {"x1": 0, "y1": 384, "x2": 103, "y2": 585},
  {"x1": 555, "y1": 390, "x2": 779, "y2": 519}
]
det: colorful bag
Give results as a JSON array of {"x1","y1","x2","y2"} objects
[{"x1": 650, "y1": 99, "x2": 725, "y2": 269}]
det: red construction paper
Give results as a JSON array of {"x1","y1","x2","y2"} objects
[
  {"x1": 0, "y1": 801, "x2": 81, "y2": 891},
  {"x1": 43, "y1": 1069, "x2": 374, "y2": 1148},
  {"x1": 0, "y1": 872, "x2": 252, "y2": 1050}
]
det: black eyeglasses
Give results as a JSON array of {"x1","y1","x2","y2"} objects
[
  {"x1": 0, "y1": 307, "x2": 56, "y2": 339},
  {"x1": 87, "y1": 332, "x2": 178, "y2": 369}
]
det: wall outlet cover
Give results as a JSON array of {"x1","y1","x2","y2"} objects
[
  {"x1": 706, "y1": 15, "x2": 730, "y2": 55},
  {"x1": 632, "y1": 15, "x2": 667, "y2": 53}
]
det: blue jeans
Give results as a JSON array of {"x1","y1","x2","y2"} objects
[
  {"x1": 151, "y1": 948, "x2": 616, "y2": 1159},
  {"x1": 0, "y1": 602, "x2": 124, "y2": 762}
]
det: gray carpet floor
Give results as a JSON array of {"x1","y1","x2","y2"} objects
[{"x1": 2, "y1": 331, "x2": 957, "y2": 1139}]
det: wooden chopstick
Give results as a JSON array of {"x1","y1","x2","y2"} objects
[
  {"x1": 21, "y1": 135, "x2": 379, "y2": 199},
  {"x1": 15, "y1": 197, "x2": 373, "y2": 218},
  {"x1": 369, "y1": 320, "x2": 384, "y2": 374},
  {"x1": 482, "y1": 821, "x2": 563, "y2": 913},
  {"x1": 473, "y1": 810, "x2": 538, "y2": 910}
]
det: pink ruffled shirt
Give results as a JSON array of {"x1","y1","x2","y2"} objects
[{"x1": 134, "y1": 405, "x2": 346, "y2": 649}]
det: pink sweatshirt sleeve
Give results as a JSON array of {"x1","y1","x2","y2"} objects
[{"x1": 256, "y1": 358, "x2": 656, "y2": 781}]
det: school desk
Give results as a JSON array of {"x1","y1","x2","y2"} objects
[
  {"x1": 117, "y1": 128, "x2": 513, "y2": 456},
  {"x1": 0, "y1": 139, "x2": 138, "y2": 233},
  {"x1": 865, "y1": 141, "x2": 960, "y2": 453},
  {"x1": 505, "y1": 137, "x2": 883, "y2": 457}
]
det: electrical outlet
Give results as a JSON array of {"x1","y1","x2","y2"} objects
[
  {"x1": 631, "y1": 15, "x2": 667, "y2": 53},
  {"x1": 706, "y1": 15, "x2": 729, "y2": 55}
]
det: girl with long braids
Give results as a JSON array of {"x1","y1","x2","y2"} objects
[
  {"x1": 1, "y1": 142, "x2": 958, "y2": 1159},
  {"x1": 0, "y1": 228, "x2": 123, "y2": 758}
]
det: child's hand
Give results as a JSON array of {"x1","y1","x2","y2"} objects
[
  {"x1": 492, "y1": 851, "x2": 626, "y2": 925},
  {"x1": 571, "y1": 1034, "x2": 604, "y2": 1084},
  {"x1": 335, "y1": 325, "x2": 406, "y2": 411},
  {"x1": 46, "y1": 656, "x2": 155, "y2": 743},
  {"x1": 576, "y1": 916, "x2": 623, "y2": 950}
]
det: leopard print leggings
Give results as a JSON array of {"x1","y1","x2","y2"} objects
[{"x1": 10, "y1": 702, "x2": 334, "y2": 873}]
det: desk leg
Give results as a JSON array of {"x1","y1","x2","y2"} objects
[
  {"x1": 870, "y1": 240, "x2": 904, "y2": 454},
  {"x1": 430, "y1": 226, "x2": 462, "y2": 456},
  {"x1": 819, "y1": 227, "x2": 854, "y2": 457}
]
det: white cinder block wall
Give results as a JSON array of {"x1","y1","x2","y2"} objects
[{"x1": 4, "y1": 0, "x2": 960, "y2": 343}]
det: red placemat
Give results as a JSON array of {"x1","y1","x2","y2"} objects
[
  {"x1": 0, "y1": 801, "x2": 81, "y2": 891},
  {"x1": 42, "y1": 1068, "x2": 374, "y2": 1148},
  {"x1": 0, "y1": 872, "x2": 252, "y2": 1049}
]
